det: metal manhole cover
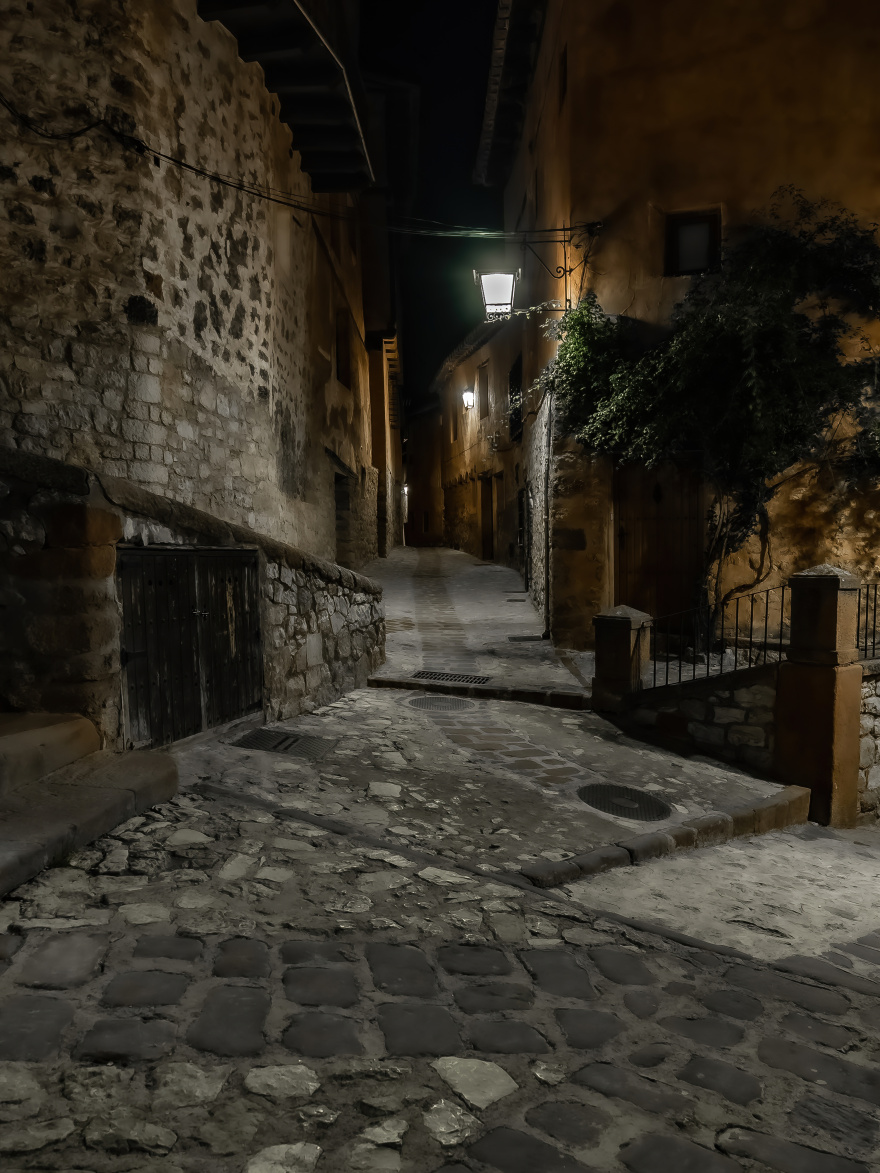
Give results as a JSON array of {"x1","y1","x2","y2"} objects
[
  {"x1": 411, "y1": 670, "x2": 491, "y2": 685},
  {"x1": 577, "y1": 783, "x2": 672, "y2": 822},
  {"x1": 232, "y1": 729, "x2": 337, "y2": 760},
  {"x1": 408, "y1": 695, "x2": 476, "y2": 712}
]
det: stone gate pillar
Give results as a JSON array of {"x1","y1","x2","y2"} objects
[
  {"x1": 591, "y1": 605, "x2": 652, "y2": 712},
  {"x1": 775, "y1": 565, "x2": 861, "y2": 827}
]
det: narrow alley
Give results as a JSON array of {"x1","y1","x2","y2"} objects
[
  {"x1": 1, "y1": 553, "x2": 879, "y2": 1173},
  {"x1": 3, "y1": 2, "x2": 880, "y2": 1172}
]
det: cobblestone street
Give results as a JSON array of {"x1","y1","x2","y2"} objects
[{"x1": 1, "y1": 550, "x2": 879, "y2": 1172}]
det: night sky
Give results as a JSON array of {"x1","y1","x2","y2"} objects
[{"x1": 360, "y1": 0, "x2": 502, "y2": 407}]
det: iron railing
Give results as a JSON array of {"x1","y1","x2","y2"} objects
[
  {"x1": 640, "y1": 585, "x2": 789, "y2": 690},
  {"x1": 857, "y1": 583, "x2": 880, "y2": 660}
]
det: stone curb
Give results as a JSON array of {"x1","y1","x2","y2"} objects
[
  {"x1": 367, "y1": 674, "x2": 591, "y2": 710},
  {"x1": 520, "y1": 784, "x2": 812, "y2": 889},
  {"x1": 0, "y1": 751, "x2": 178, "y2": 898}
]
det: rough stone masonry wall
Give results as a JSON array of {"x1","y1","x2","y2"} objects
[
  {"x1": 630, "y1": 665, "x2": 778, "y2": 775},
  {"x1": 0, "y1": 0, "x2": 373, "y2": 560},
  {"x1": 858, "y1": 667, "x2": 880, "y2": 819},
  {"x1": 0, "y1": 451, "x2": 384, "y2": 746}
]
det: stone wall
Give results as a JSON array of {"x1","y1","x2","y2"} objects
[
  {"x1": 0, "y1": 0, "x2": 376, "y2": 563},
  {"x1": 523, "y1": 395, "x2": 550, "y2": 624},
  {"x1": 858, "y1": 666, "x2": 880, "y2": 819},
  {"x1": 0, "y1": 450, "x2": 384, "y2": 747},
  {"x1": 629, "y1": 665, "x2": 778, "y2": 774}
]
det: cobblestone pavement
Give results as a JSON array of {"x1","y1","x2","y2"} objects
[
  {"x1": 176, "y1": 688, "x2": 778, "y2": 872},
  {"x1": 364, "y1": 547, "x2": 593, "y2": 692},
  {"x1": 3, "y1": 549, "x2": 879, "y2": 1171},
  {"x1": 1, "y1": 773, "x2": 879, "y2": 1173}
]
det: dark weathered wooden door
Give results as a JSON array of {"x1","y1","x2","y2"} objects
[
  {"x1": 195, "y1": 551, "x2": 263, "y2": 730},
  {"x1": 118, "y1": 548, "x2": 262, "y2": 748},
  {"x1": 614, "y1": 463, "x2": 706, "y2": 617}
]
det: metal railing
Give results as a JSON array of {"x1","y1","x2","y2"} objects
[
  {"x1": 640, "y1": 585, "x2": 789, "y2": 690},
  {"x1": 857, "y1": 583, "x2": 880, "y2": 660}
]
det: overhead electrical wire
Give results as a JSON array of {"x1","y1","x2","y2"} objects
[{"x1": 0, "y1": 90, "x2": 597, "y2": 244}]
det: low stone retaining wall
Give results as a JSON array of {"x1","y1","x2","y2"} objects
[
  {"x1": 628, "y1": 664, "x2": 777, "y2": 774},
  {"x1": 0, "y1": 450, "x2": 384, "y2": 747},
  {"x1": 858, "y1": 661, "x2": 880, "y2": 819}
]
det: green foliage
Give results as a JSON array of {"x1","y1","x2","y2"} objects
[{"x1": 542, "y1": 188, "x2": 880, "y2": 582}]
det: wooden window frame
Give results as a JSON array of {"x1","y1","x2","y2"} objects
[{"x1": 664, "y1": 210, "x2": 721, "y2": 277}]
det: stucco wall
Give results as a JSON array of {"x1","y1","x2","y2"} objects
[{"x1": 0, "y1": 0, "x2": 375, "y2": 564}]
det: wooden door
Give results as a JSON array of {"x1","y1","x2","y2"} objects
[
  {"x1": 480, "y1": 477, "x2": 494, "y2": 561},
  {"x1": 119, "y1": 548, "x2": 262, "y2": 748},
  {"x1": 614, "y1": 463, "x2": 706, "y2": 618}
]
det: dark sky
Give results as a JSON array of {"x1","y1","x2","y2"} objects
[{"x1": 360, "y1": 0, "x2": 502, "y2": 406}]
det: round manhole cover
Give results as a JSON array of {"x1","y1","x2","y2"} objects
[
  {"x1": 408, "y1": 695, "x2": 476, "y2": 712},
  {"x1": 577, "y1": 783, "x2": 671, "y2": 822}
]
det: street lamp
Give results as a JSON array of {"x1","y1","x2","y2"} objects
[
  {"x1": 474, "y1": 270, "x2": 519, "y2": 318},
  {"x1": 462, "y1": 388, "x2": 475, "y2": 410}
]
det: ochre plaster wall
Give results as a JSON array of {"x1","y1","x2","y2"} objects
[{"x1": 0, "y1": 0, "x2": 376, "y2": 564}]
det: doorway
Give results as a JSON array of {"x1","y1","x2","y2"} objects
[
  {"x1": 614, "y1": 463, "x2": 706, "y2": 617},
  {"x1": 480, "y1": 477, "x2": 494, "y2": 561},
  {"x1": 118, "y1": 548, "x2": 262, "y2": 748}
]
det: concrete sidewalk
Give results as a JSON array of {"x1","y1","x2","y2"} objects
[{"x1": 362, "y1": 546, "x2": 594, "y2": 700}]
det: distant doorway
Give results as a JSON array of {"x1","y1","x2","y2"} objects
[
  {"x1": 480, "y1": 477, "x2": 494, "y2": 561},
  {"x1": 614, "y1": 463, "x2": 706, "y2": 617},
  {"x1": 334, "y1": 472, "x2": 353, "y2": 567}
]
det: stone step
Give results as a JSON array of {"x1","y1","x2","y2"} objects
[
  {"x1": 0, "y1": 749, "x2": 178, "y2": 898},
  {"x1": 0, "y1": 713, "x2": 100, "y2": 798}
]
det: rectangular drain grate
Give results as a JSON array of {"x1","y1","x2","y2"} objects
[
  {"x1": 508, "y1": 635, "x2": 543, "y2": 642},
  {"x1": 232, "y1": 729, "x2": 337, "y2": 760},
  {"x1": 411, "y1": 670, "x2": 492, "y2": 685}
]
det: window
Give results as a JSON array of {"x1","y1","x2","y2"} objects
[
  {"x1": 335, "y1": 308, "x2": 351, "y2": 387},
  {"x1": 664, "y1": 211, "x2": 721, "y2": 277},
  {"x1": 423, "y1": 511, "x2": 429, "y2": 533},
  {"x1": 451, "y1": 406, "x2": 458, "y2": 443},
  {"x1": 477, "y1": 364, "x2": 489, "y2": 419},
  {"x1": 559, "y1": 46, "x2": 568, "y2": 109}
]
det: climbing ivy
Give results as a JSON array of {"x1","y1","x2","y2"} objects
[{"x1": 539, "y1": 188, "x2": 880, "y2": 604}]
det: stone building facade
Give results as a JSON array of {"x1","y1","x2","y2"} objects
[
  {"x1": 0, "y1": 0, "x2": 403, "y2": 748},
  {"x1": 407, "y1": 0, "x2": 880, "y2": 649}
]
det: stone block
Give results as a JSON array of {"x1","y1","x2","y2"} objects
[
  {"x1": 520, "y1": 857, "x2": 580, "y2": 888},
  {"x1": 860, "y1": 737, "x2": 877, "y2": 768},
  {"x1": 732, "y1": 722, "x2": 765, "y2": 750},
  {"x1": 616, "y1": 832, "x2": 676, "y2": 864},
  {"x1": 688, "y1": 721, "x2": 725, "y2": 746},
  {"x1": 750, "y1": 794, "x2": 789, "y2": 833},
  {"x1": 570, "y1": 845, "x2": 630, "y2": 877},
  {"x1": 713, "y1": 707, "x2": 746, "y2": 724},
  {"x1": 679, "y1": 698, "x2": 706, "y2": 721},
  {"x1": 667, "y1": 823, "x2": 697, "y2": 849},
  {"x1": 16, "y1": 933, "x2": 109, "y2": 989},
  {"x1": 718, "y1": 1127, "x2": 868, "y2": 1173},
  {"x1": 726, "y1": 805, "x2": 757, "y2": 837},
  {"x1": 733, "y1": 685, "x2": 776, "y2": 707},
  {"x1": 682, "y1": 811, "x2": 733, "y2": 847}
]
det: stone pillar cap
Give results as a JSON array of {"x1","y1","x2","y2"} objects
[
  {"x1": 593, "y1": 605, "x2": 653, "y2": 624},
  {"x1": 790, "y1": 564, "x2": 860, "y2": 589}
]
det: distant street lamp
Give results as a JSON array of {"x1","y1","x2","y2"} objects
[
  {"x1": 462, "y1": 388, "x2": 475, "y2": 410},
  {"x1": 474, "y1": 270, "x2": 519, "y2": 318}
]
